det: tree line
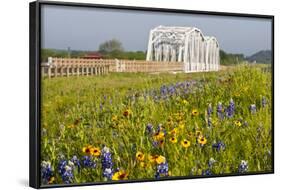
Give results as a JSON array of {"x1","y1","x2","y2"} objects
[{"x1": 41, "y1": 39, "x2": 248, "y2": 65}]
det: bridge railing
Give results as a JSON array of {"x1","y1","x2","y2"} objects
[{"x1": 41, "y1": 57, "x2": 184, "y2": 78}]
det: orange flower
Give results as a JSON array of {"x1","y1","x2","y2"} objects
[
  {"x1": 197, "y1": 136, "x2": 207, "y2": 145},
  {"x1": 82, "y1": 145, "x2": 94, "y2": 155},
  {"x1": 136, "y1": 151, "x2": 145, "y2": 161},
  {"x1": 112, "y1": 170, "x2": 128, "y2": 181},
  {"x1": 123, "y1": 109, "x2": 132, "y2": 117},
  {"x1": 181, "y1": 139, "x2": 191, "y2": 148},
  {"x1": 192, "y1": 109, "x2": 199, "y2": 116}
]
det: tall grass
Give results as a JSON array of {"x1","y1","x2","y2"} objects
[{"x1": 41, "y1": 64, "x2": 272, "y2": 184}]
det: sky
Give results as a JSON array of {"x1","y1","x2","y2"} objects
[{"x1": 41, "y1": 5, "x2": 272, "y2": 56}]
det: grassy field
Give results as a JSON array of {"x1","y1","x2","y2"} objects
[{"x1": 40, "y1": 64, "x2": 272, "y2": 185}]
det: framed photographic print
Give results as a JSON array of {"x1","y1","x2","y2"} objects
[{"x1": 29, "y1": 0, "x2": 274, "y2": 188}]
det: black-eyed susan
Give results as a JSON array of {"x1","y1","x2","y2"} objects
[
  {"x1": 92, "y1": 147, "x2": 101, "y2": 157},
  {"x1": 181, "y1": 139, "x2": 191, "y2": 148},
  {"x1": 168, "y1": 128, "x2": 178, "y2": 135},
  {"x1": 155, "y1": 155, "x2": 166, "y2": 164},
  {"x1": 82, "y1": 145, "x2": 94, "y2": 155},
  {"x1": 159, "y1": 139, "x2": 165, "y2": 147},
  {"x1": 123, "y1": 108, "x2": 132, "y2": 117},
  {"x1": 169, "y1": 137, "x2": 178, "y2": 144},
  {"x1": 234, "y1": 120, "x2": 242, "y2": 127},
  {"x1": 153, "y1": 131, "x2": 165, "y2": 141},
  {"x1": 148, "y1": 154, "x2": 159, "y2": 163},
  {"x1": 48, "y1": 177, "x2": 55, "y2": 184},
  {"x1": 198, "y1": 136, "x2": 207, "y2": 145},
  {"x1": 112, "y1": 170, "x2": 128, "y2": 181},
  {"x1": 192, "y1": 109, "x2": 199, "y2": 116},
  {"x1": 136, "y1": 151, "x2": 145, "y2": 161}
]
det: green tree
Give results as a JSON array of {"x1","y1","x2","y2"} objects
[{"x1": 98, "y1": 39, "x2": 124, "y2": 54}]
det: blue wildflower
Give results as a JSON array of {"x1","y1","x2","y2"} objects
[
  {"x1": 152, "y1": 141, "x2": 159, "y2": 147},
  {"x1": 82, "y1": 156, "x2": 96, "y2": 168},
  {"x1": 58, "y1": 160, "x2": 74, "y2": 184},
  {"x1": 155, "y1": 161, "x2": 169, "y2": 179},
  {"x1": 103, "y1": 168, "x2": 114, "y2": 180},
  {"x1": 146, "y1": 123, "x2": 154, "y2": 134},
  {"x1": 212, "y1": 141, "x2": 226, "y2": 151},
  {"x1": 226, "y1": 99, "x2": 235, "y2": 118},
  {"x1": 217, "y1": 102, "x2": 224, "y2": 119},
  {"x1": 202, "y1": 169, "x2": 212, "y2": 176},
  {"x1": 238, "y1": 160, "x2": 248, "y2": 173},
  {"x1": 41, "y1": 161, "x2": 54, "y2": 184},
  {"x1": 156, "y1": 124, "x2": 166, "y2": 135},
  {"x1": 208, "y1": 158, "x2": 216, "y2": 168},
  {"x1": 249, "y1": 104, "x2": 257, "y2": 114},
  {"x1": 70, "y1": 155, "x2": 81, "y2": 171},
  {"x1": 101, "y1": 146, "x2": 114, "y2": 180}
]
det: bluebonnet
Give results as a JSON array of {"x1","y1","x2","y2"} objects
[
  {"x1": 212, "y1": 141, "x2": 226, "y2": 151},
  {"x1": 41, "y1": 161, "x2": 54, "y2": 184},
  {"x1": 217, "y1": 102, "x2": 224, "y2": 119},
  {"x1": 208, "y1": 158, "x2": 216, "y2": 168},
  {"x1": 82, "y1": 156, "x2": 96, "y2": 168},
  {"x1": 70, "y1": 155, "x2": 81, "y2": 171},
  {"x1": 156, "y1": 124, "x2": 166, "y2": 135},
  {"x1": 101, "y1": 146, "x2": 114, "y2": 180},
  {"x1": 168, "y1": 86, "x2": 176, "y2": 95},
  {"x1": 160, "y1": 85, "x2": 168, "y2": 96},
  {"x1": 249, "y1": 104, "x2": 257, "y2": 114},
  {"x1": 103, "y1": 168, "x2": 114, "y2": 180},
  {"x1": 207, "y1": 104, "x2": 213, "y2": 116},
  {"x1": 202, "y1": 169, "x2": 212, "y2": 176},
  {"x1": 146, "y1": 123, "x2": 154, "y2": 135},
  {"x1": 225, "y1": 99, "x2": 235, "y2": 118},
  {"x1": 155, "y1": 161, "x2": 169, "y2": 179},
  {"x1": 262, "y1": 96, "x2": 267, "y2": 107},
  {"x1": 152, "y1": 141, "x2": 159, "y2": 147},
  {"x1": 58, "y1": 160, "x2": 74, "y2": 184},
  {"x1": 238, "y1": 160, "x2": 248, "y2": 173}
]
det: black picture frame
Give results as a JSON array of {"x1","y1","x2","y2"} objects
[{"x1": 29, "y1": 0, "x2": 274, "y2": 188}]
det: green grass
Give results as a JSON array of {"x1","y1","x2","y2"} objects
[{"x1": 41, "y1": 64, "x2": 272, "y2": 185}]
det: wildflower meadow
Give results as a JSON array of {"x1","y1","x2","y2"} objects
[{"x1": 40, "y1": 64, "x2": 272, "y2": 185}]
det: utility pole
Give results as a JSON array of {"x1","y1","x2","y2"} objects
[{"x1": 67, "y1": 47, "x2": 71, "y2": 58}]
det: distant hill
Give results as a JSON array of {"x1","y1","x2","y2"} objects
[{"x1": 246, "y1": 50, "x2": 272, "y2": 64}]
